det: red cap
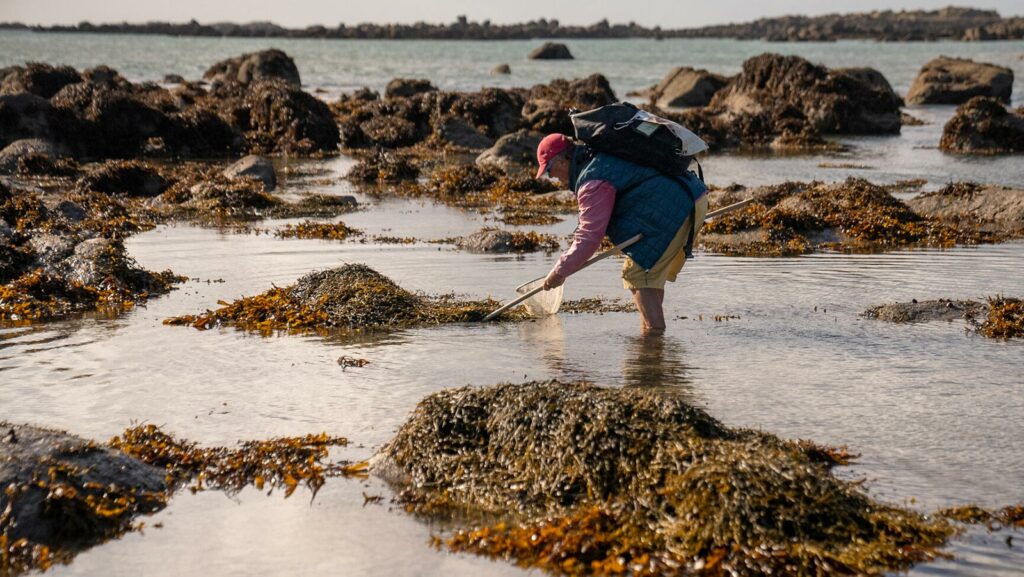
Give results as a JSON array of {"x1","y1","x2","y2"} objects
[{"x1": 535, "y1": 133, "x2": 573, "y2": 179}]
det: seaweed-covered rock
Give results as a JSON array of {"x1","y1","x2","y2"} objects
[
  {"x1": 346, "y1": 149, "x2": 419, "y2": 182},
  {"x1": 0, "y1": 63, "x2": 82, "y2": 99},
  {"x1": 0, "y1": 93, "x2": 66, "y2": 151},
  {"x1": 243, "y1": 78, "x2": 340, "y2": 154},
  {"x1": 222, "y1": 154, "x2": 276, "y2": 191},
  {"x1": 436, "y1": 116, "x2": 495, "y2": 149},
  {"x1": 456, "y1": 228, "x2": 560, "y2": 253},
  {"x1": 0, "y1": 138, "x2": 65, "y2": 174},
  {"x1": 76, "y1": 160, "x2": 170, "y2": 197},
  {"x1": 939, "y1": 96, "x2": 1024, "y2": 154},
  {"x1": 648, "y1": 67, "x2": 730, "y2": 109},
  {"x1": 164, "y1": 263, "x2": 529, "y2": 333},
  {"x1": 384, "y1": 78, "x2": 436, "y2": 99},
  {"x1": 475, "y1": 129, "x2": 543, "y2": 172},
  {"x1": 907, "y1": 182, "x2": 1024, "y2": 234},
  {"x1": 700, "y1": 178, "x2": 998, "y2": 256},
  {"x1": 0, "y1": 422, "x2": 166, "y2": 561},
  {"x1": 907, "y1": 56, "x2": 1014, "y2": 105},
  {"x1": 376, "y1": 380, "x2": 955, "y2": 575},
  {"x1": 528, "y1": 42, "x2": 574, "y2": 60},
  {"x1": 203, "y1": 48, "x2": 301, "y2": 86},
  {"x1": 523, "y1": 74, "x2": 617, "y2": 134},
  {"x1": 162, "y1": 74, "x2": 186, "y2": 85},
  {"x1": 864, "y1": 299, "x2": 985, "y2": 323}
]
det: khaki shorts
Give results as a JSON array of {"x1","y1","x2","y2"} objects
[{"x1": 622, "y1": 194, "x2": 709, "y2": 290}]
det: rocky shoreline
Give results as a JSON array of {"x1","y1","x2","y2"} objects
[{"x1": 4, "y1": 7, "x2": 1023, "y2": 41}]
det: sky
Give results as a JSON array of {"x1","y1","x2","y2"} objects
[{"x1": 1, "y1": 0, "x2": 1022, "y2": 28}]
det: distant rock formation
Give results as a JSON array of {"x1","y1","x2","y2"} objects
[
  {"x1": 906, "y1": 56, "x2": 1013, "y2": 105},
  {"x1": 528, "y1": 42, "x2": 573, "y2": 60}
]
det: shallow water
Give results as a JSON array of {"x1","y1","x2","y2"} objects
[
  {"x1": 2, "y1": 156, "x2": 1024, "y2": 575},
  {"x1": 2, "y1": 33, "x2": 1024, "y2": 575}
]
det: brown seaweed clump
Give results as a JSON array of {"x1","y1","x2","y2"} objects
[
  {"x1": 702, "y1": 178, "x2": 997, "y2": 256},
  {"x1": 938, "y1": 504, "x2": 1024, "y2": 529},
  {"x1": 275, "y1": 220, "x2": 363, "y2": 241},
  {"x1": 163, "y1": 263, "x2": 529, "y2": 334},
  {"x1": 454, "y1": 228, "x2": 561, "y2": 253},
  {"x1": 377, "y1": 381, "x2": 956, "y2": 576},
  {"x1": 108, "y1": 424, "x2": 362, "y2": 497},
  {"x1": 975, "y1": 296, "x2": 1024, "y2": 339}
]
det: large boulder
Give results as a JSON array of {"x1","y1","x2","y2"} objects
[
  {"x1": 76, "y1": 160, "x2": 170, "y2": 197},
  {"x1": 649, "y1": 67, "x2": 730, "y2": 109},
  {"x1": 384, "y1": 78, "x2": 436, "y2": 99},
  {"x1": 523, "y1": 74, "x2": 617, "y2": 134},
  {"x1": 709, "y1": 53, "x2": 903, "y2": 135},
  {"x1": 0, "y1": 63, "x2": 82, "y2": 99},
  {"x1": 203, "y1": 49, "x2": 301, "y2": 86},
  {"x1": 0, "y1": 93, "x2": 65, "y2": 150},
  {"x1": 476, "y1": 129, "x2": 544, "y2": 172},
  {"x1": 244, "y1": 78, "x2": 340, "y2": 154},
  {"x1": 436, "y1": 116, "x2": 495, "y2": 149},
  {"x1": 939, "y1": 96, "x2": 1024, "y2": 154},
  {"x1": 0, "y1": 422, "x2": 166, "y2": 547},
  {"x1": 528, "y1": 42, "x2": 573, "y2": 60},
  {"x1": 906, "y1": 56, "x2": 1014, "y2": 105},
  {"x1": 222, "y1": 154, "x2": 276, "y2": 191}
]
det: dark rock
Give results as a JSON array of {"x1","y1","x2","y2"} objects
[
  {"x1": 359, "y1": 115, "x2": 419, "y2": 148},
  {"x1": 436, "y1": 116, "x2": 495, "y2": 149},
  {"x1": 528, "y1": 42, "x2": 573, "y2": 60},
  {"x1": 222, "y1": 154, "x2": 276, "y2": 191},
  {"x1": 81, "y1": 65, "x2": 128, "y2": 89},
  {"x1": 0, "y1": 93, "x2": 65, "y2": 150},
  {"x1": 244, "y1": 78, "x2": 340, "y2": 154},
  {"x1": 0, "y1": 421, "x2": 166, "y2": 547},
  {"x1": 0, "y1": 63, "x2": 82, "y2": 99},
  {"x1": 77, "y1": 161, "x2": 170, "y2": 197},
  {"x1": 906, "y1": 56, "x2": 1014, "y2": 105},
  {"x1": 162, "y1": 74, "x2": 186, "y2": 84},
  {"x1": 491, "y1": 63, "x2": 512, "y2": 75},
  {"x1": 523, "y1": 74, "x2": 617, "y2": 134},
  {"x1": 384, "y1": 78, "x2": 437, "y2": 99},
  {"x1": 649, "y1": 67, "x2": 729, "y2": 108},
  {"x1": 0, "y1": 138, "x2": 64, "y2": 174},
  {"x1": 163, "y1": 107, "x2": 243, "y2": 158},
  {"x1": 476, "y1": 129, "x2": 544, "y2": 172},
  {"x1": 939, "y1": 96, "x2": 1024, "y2": 154},
  {"x1": 203, "y1": 48, "x2": 301, "y2": 86}
]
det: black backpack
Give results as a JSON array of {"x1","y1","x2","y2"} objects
[{"x1": 569, "y1": 102, "x2": 708, "y2": 181}]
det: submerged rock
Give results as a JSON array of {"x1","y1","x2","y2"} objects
[
  {"x1": 0, "y1": 422, "x2": 167, "y2": 572},
  {"x1": 203, "y1": 48, "x2": 301, "y2": 86},
  {"x1": 376, "y1": 380, "x2": 955, "y2": 575},
  {"x1": 529, "y1": 42, "x2": 573, "y2": 60},
  {"x1": 491, "y1": 63, "x2": 512, "y2": 75},
  {"x1": 865, "y1": 296, "x2": 1023, "y2": 339},
  {"x1": 906, "y1": 56, "x2": 1014, "y2": 105},
  {"x1": 222, "y1": 154, "x2": 276, "y2": 191},
  {"x1": 939, "y1": 96, "x2": 1024, "y2": 154}
]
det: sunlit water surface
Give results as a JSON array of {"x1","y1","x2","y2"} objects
[{"x1": 0, "y1": 33, "x2": 1023, "y2": 576}]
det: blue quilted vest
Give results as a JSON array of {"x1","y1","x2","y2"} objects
[{"x1": 570, "y1": 148, "x2": 707, "y2": 270}]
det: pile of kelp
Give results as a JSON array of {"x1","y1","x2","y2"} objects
[
  {"x1": 1, "y1": 422, "x2": 358, "y2": 576},
  {"x1": 376, "y1": 381, "x2": 957, "y2": 576},
  {"x1": 275, "y1": 220, "x2": 363, "y2": 241},
  {"x1": 701, "y1": 178, "x2": 999, "y2": 256},
  {"x1": 0, "y1": 179, "x2": 181, "y2": 323},
  {"x1": 865, "y1": 296, "x2": 1024, "y2": 339},
  {"x1": 164, "y1": 263, "x2": 528, "y2": 334}
]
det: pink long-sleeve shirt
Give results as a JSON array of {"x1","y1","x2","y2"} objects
[{"x1": 551, "y1": 179, "x2": 616, "y2": 278}]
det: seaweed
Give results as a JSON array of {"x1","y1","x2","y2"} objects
[
  {"x1": 164, "y1": 263, "x2": 530, "y2": 335},
  {"x1": 976, "y1": 296, "x2": 1024, "y2": 339},
  {"x1": 275, "y1": 220, "x2": 363, "y2": 241},
  {"x1": 380, "y1": 380, "x2": 957, "y2": 576}
]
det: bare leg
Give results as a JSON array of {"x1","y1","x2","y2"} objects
[{"x1": 631, "y1": 288, "x2": 666, "y2": 334}]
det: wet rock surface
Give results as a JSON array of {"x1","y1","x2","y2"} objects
[
  {"x1": 528, "y1": 42, "x2": 573, "y2": 60},
  {"x1": 0, "y1": 138, "x2": 65, "y2": 175},
  {"x1": 376, "y1": 380, "x2": 955, "y2": 575},
  {"x1": 939, "y1": 96, "x2": 1024, "y2": 154},
  {"x1": 865, "y1": 296, "x2": 1023, "y2": 339},
  {"x1": 907, "y1": 182, "x2": 1024, "y2": 233},
  {"x1": 202, "y1": 48, "x2": 301, "y2": 86},
  {"x1": 637, "y1": 67, "x2": 730, "y2": 109},
  {"x1": 907, "y1": 56, "x2": 1014, "y2": 105},
  {"x1": 163, "y1": 263, "x2": 531, "y2": 333},
  {"x1": 455, "y1": 227, "x2": 560, "y2": 253},
  {"x1": 700, "y1": 178, "x2": 1003, "y2": 256},
  {"x1": 475, "y1": 129, "x2": 543, "y2": 172},
  {"x1": 384, "y1": 78, "x2": 436, "y2": 99},
  {"x1": 221, "y1": 154, "x2": 276, "y2": 191},
  {"x1": 0, "y1": 422, "x2": 167, "y2": 574}
]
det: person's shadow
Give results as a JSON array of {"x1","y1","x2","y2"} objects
[{"x1": 622, "y1": 332, "x2": 697, "y2": 398}]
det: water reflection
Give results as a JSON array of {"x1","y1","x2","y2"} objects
[
  {"x1": 517, "y1": 315, "x2": 571, "y2": 377},
  {"x1": 622, "y1": 333, "x2": 695, "y2": 397}
]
